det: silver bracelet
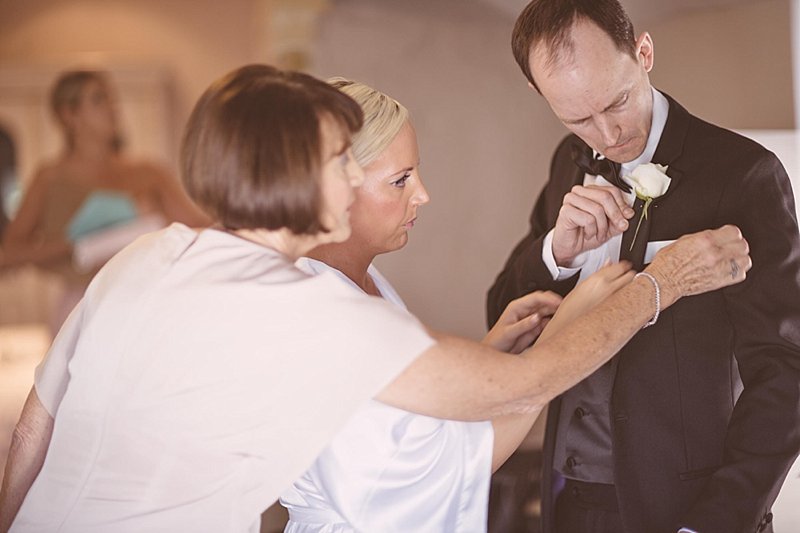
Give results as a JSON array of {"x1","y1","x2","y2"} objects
[{"x1": 634, "y1": 271, "x2": 660, "y2": 328}]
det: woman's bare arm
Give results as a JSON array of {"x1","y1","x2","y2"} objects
[
  {"x1": 0, "y1": 388, "x2": 54, "y2": 532},
  {"x1": 489, "y1": 262, "x2": 633, "y2": 471},
  {"x1": 1, "y1": 168, "x2": 72, "y2": 270},
  {"x1": 480, "y1": 290, "x2": 562, "y2": 354},
  {"x1": 376, "y1": 226, "x2": 751, "y2": 423}
]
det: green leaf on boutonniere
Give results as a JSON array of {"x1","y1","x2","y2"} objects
[{"x1": 629, "y1": 192, "x2": 654, "y2": 252}]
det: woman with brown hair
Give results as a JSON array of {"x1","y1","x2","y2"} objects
[{"x1": 0, "y1": 65, "x2": 748, "y2": 532}]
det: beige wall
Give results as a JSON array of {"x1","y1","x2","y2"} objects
[
  {"x1": 648, "y1": 0, "x2": 793, "y2": 129},
  {"x1": 312, "y1": 0, "x2": 566, "y2": 338}
]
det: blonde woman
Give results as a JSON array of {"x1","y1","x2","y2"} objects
[{"x1": 283, "y1": 79, "x2": 557, "y2": 533}]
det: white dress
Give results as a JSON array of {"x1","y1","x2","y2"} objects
[
  {"x1": 12, "y1": 224, "x2": 434, "y2": 533},
  {"x1": 281, "y1": 258, "x2": 494, "y2": 532}
]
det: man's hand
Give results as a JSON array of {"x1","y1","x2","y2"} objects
[{"x1": 552, "y1": 185, "x2": 634, "y2": 266}]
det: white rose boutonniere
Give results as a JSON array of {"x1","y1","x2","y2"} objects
[{"x1": 625, "y1": 163, "x2": 671, "y2": 251}]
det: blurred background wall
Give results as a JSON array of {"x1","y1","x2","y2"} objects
[
  {"x1": 0, "y1": 0, "x2": 797, "y2": 530},
  {"x1": 0, "y1": 0, "x2": 794, "y2": 335}
]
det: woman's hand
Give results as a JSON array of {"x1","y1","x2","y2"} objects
[
  {"x1": 646, "y1": 225, "x2": 751, "y2": 307},
  {"x1": 540, "y1": 261, "x2": 635, "y2": 343},
  {"x1": 482, "y1": 291, "x2": 562, "y2": 353}
]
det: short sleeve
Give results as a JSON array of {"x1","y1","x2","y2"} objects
[
  {"x1": 307, "y1": 272, "x2": 435, "y2": 391},
  {"x1": 34, "y1": 299, "x2": 85, "y2": 416}
]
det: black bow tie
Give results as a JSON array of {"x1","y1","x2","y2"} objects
[{"x1": 571, "y1": 145, "x2": 631, "y2": 193}]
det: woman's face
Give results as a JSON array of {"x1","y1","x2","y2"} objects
[
  {"x1": 318, "y1": 117, "x2": 365, "y2": 244},
  {"x1": 349, "y1": 120, "x2": 429, "y2": 255},
  {"x1": 66, "y1": 79, "x2": 119, "y2": 142}
]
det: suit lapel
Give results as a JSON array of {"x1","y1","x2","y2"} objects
[
  {"x1": 617, "y1": 93, "x2": 690, "y2": 267},
  {"x1": 651, "y1": 93, "x2": 689, "y2": 203}
]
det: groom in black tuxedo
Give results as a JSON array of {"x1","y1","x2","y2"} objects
[{"x1": 487, "y1": 1, "x2": 800, "y2": 532}]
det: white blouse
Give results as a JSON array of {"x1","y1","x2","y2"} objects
[
  {"x1": 14, "y1": 225, "x2": 434, "y2": 533},
  {"x1": 281, "y1": 258, "x2": 494, "y2": 532}
]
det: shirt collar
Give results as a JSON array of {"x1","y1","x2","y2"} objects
[{"x1": 620, "y1": 88, "x2": 669, "y2": 175}]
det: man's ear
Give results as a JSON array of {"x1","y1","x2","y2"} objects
[{"x1": 635, "y1": 32, "x2": 654, "y2": 73}]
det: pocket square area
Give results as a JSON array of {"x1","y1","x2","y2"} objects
[{"x1": 644, "y1": 239, "x2": 677, "y2": 265}]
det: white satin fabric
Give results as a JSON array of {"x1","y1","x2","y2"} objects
[{"x1": 282, "y1": 259, "x2": 494, "y2": 532}]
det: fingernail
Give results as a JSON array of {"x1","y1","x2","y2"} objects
[
  {"x1": 618, "y1": 220, "x2": 628, "y2": 230},
  {"x1": 624, "y1": 208, "x2": 635, "y2": 217}
]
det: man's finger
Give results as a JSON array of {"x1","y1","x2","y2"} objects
[
  {"x1": 564, "y1": 191, "x2": 612, "y2": 238},
  {"x1": 559, "y1": 204, "x2": 601, "y2": 240},
  {"x1": 571, "y1": 185, "x2": 634, "y2": 232}
]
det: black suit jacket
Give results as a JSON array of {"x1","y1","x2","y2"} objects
[{"x1": 487, "y1": 94, "x2": 800, "y2": 533}]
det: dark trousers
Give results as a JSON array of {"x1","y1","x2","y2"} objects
[{"x1": 554, "y1": 479, "x2": 623, "y2": 533}]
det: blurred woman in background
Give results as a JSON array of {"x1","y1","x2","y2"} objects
[{"x1": 0, "y1": 69, "x2": 209, "y2": 332}]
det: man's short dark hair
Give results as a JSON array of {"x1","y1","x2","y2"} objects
[{"x1": 512, "y1": 0, "x2": 636, "y2": 91}]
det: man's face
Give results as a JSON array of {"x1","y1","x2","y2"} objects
[{"x1": 530, "y1": 19, "x2": 654, "y2": 164}]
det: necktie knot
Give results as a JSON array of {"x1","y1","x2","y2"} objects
[{"x1": 571, "y1": 144, "x2": 630, "y2": 193}]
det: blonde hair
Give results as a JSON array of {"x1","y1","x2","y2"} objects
[{"x1": 327, "y1": 77, "x2": 408, "y2": 168}]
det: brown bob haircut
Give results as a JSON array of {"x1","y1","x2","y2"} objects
[
  {"x1": 512, "y1": 0, "x2": 636, "y2": 92},
  {"x1": 181, "y1": 64, "x2": 363, "y2": 234}
]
